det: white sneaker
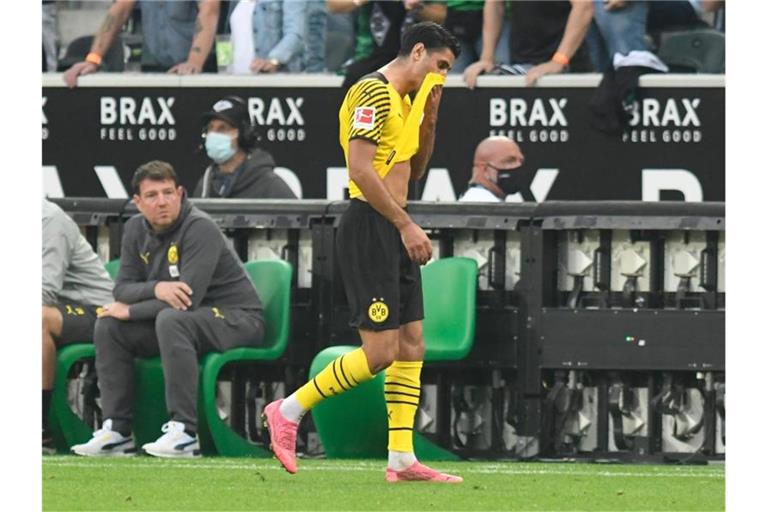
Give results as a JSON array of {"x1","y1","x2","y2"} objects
[
  {"x1": 71, "y1": 419, "x2": 136, "y2": 457},
  {"x1": 142, "y1": 421, "x2": 200, "y2": 458}
]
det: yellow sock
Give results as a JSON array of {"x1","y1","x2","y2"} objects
[
  {"x1": 385, "y1": 360, "x2": 423, "y2": 452},
  {"x1": 295, "y1": 347, "x2": 374, "y2": 410}
]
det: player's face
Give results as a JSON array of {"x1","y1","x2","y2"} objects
[
  {"x1": 420, "y1": 47, "x2": 454, "y2": 79},
  {"x1": 412, "y1": 45, "x2": 454, "y2": 88},
  {"x1": 134, "y1": 179, "x2": 184, "y2": 232}
]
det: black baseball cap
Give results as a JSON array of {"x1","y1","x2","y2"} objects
[{"x1": 201, "y1": 96, "x2": 250, "y2": 129}]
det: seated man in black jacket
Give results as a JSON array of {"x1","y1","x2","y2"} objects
[
  {"x1": 193, "y1": 96, "x2": 297, "y2": 199},
  {"x1": 72, "y1": 161, "x2": 266, "y2": 458}
]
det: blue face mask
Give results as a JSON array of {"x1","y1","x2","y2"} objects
[{"x1": 205, "y1": 131, "x2": 236, "y2": 163}]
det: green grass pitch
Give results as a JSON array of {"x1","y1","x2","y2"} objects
[{"x1": 43, "y1": 457, "x2": 724, "y2": 511}]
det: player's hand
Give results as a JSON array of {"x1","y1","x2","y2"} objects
[
  {"x1": 400, "y1": 222, "x2": 432, "y2": 265},
  {"x1": 154, "y1": 281, "x2": 193, "y2": 310},
  {"x1": 463, "y1": 59, "x2": 495, "y2": 89},
  {"x1": 168, "y1": 61, "x2": 203, "y2": 75},
  {"x1": 424, "y1": 84, "x2": 443, "y2": 123},
  {"x1": 98, "y1": 302, "x2": 130, "y2": 321},
  {"x1": 63, "y1": 61, "x2": 99, "y2": 88},
  {"x1": 403, "y1": 0, "x2": 422, "y2": 9},
  {"x1": 525, "y1": 60, "x2": 566, "y2": 87}
]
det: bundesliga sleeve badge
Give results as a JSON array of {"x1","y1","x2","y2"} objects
[{"x1": 353, "y1": 106, "x2": 376, "y2": 131}]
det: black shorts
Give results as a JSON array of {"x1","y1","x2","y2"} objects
[
  {"x1": 336, "y1": 199, "x2": 424, "y2": 331},
  {"x1": 53, "y1": 303, "x2": 101, "y2": 345}
]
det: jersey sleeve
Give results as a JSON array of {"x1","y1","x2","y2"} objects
[{"x1": 346, "y1": 79, "x2": 391, "y2": 145}]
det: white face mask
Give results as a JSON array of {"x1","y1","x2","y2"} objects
[{"x1": 205, "y1": 131, "x2": 236, "y2": 163}]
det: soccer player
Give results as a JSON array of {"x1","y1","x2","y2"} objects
[{"x1": 263, "y1": 21, "x2": 462, "y2": 483}]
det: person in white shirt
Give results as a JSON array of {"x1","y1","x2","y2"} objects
[
  {"x1": 458, "y1": 136, "x2": 526, "y2": 202},
  {"x1": 228, "y1": 0, "x2": 307, "y2": 74}
]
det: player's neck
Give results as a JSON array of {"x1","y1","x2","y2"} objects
[{"x1": 380, "y1": 59, "x2": 417, "y2": 97}]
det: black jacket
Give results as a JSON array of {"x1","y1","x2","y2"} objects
[
  {"x1": 192, "y1": 148, "x2": 297, "y2": 199},
  {"x1": 114, "y1": 197, "x2": 262, "y2": 320}
]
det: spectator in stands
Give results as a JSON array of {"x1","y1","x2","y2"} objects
[
  {"x1": 227, "y1": 0, "x2": 306, "y2": 74},
  {"x1": 63, "y1": 0, "x2": 221, "y2": 88},
  {"x1": 458, "y1": 136, "x2": 526, "y2": 202},
  {"x1": 42, "y1": 199, "x2": 114, "y2": 453},
  {"x1": 463, "y1": 0, "x2": 593, "y2": 88},
  {"x1": 305, "y1": 0, "x2": 329, "y2": 72},
  {"x1": 444, "y1": 0, "x2": 512, "y2": 73},
  {"x1": 193, "y1": 96, "x2": 297, "y2": 199},
  {"x1": 586, "y1": 0, "x2": 651, "y2": 73},
  {"x1": 43, "y1": 0, "x2": 59, "y2": 72},
  {"x1": 71, "y1": 161, "x2": 265, "y2": 458},
  {"x1": 328, "y1": 0, "x2": 447, "y2": 88}
]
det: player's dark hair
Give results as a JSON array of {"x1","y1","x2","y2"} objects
[
  {"x1": 132, "y1": 160, "x2": 179, "y2": 195},
  {"x1": 398, "y1": 21, "x2": 461, "y2": 58}
]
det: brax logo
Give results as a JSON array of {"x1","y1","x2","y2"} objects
[
  {"x1": 99, "y1": 97, "x2": 177, "y2": 142},
  {"x1": 248, "y1": 97, "x2": 306, "y2": 142},
  {"x1": 623, "y1": 98, "x2": 703, "y2": 144},
  {"x1": 248, "y1": 97, "x2": 305, "y2": 126},
  {"x1": 488, "y1": 98, "x2": 570, "y2": 143},
  {"x1": 628, "y1": 98, "x2": 701, "y2": 127},
  {"x1": 100, "y1": 97, "x2": 176, "y2": 125},
  {"x1": 489, "y1": 98, "x2": 568, "y2": 127}
]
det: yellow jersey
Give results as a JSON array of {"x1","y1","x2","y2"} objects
[{"x1": 338, "y1": 72, "x2": 420, "y2": 199}]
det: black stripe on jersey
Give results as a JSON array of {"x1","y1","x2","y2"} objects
[
  {"x1": 385, "y1": 390, "x2": 421, "y2": 399},
  {"x1": 338, "y1": 355, "x2": 354, "y2": 389},
  {"x1": 332, "y1": 359, "x2": 349, "y2": 391},
  {"x1": 361, "y1": 89, "x2": 389, "y2": 103},
  {"x1": 348, "y1": 135, "x2": 379, "y2": 145},
  {"x1": 384, "y1": 381, "x2": 421, "y2": 391},
  {"x1": 313, "y1": 378, "x2": 328, "y2": 398},
  {"x1": 385, "y1": 400, "x2": 420, "y2": 407},
  {"x1": 357, "y1": 96, "x2": 390, "y2": 110},
  {"x1": 359, "y1": 81, "x2": 386, "y2": 97},
  {"x1": 349, "y1": 80, "x2": 386, "y2": 105},
  {"x1": 388, "y1": 427, "x2": 414, "y2": 431}
]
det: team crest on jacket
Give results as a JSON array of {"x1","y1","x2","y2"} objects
[{"x1": 167, "y1": 243, "x2": 179, "y2": 264}]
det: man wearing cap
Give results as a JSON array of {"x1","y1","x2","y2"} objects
[
  {"x1": 193, "y1": 96, "x2": 297, "y2": 199},
  {"x1": 458, "y1": 136, "x2": 528, "y2": 202}
]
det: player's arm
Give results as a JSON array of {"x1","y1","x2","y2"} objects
[
  {"x1": 410, "y1": 85, "x2": 443, "y2": 181},
  {"x1": 348, "y1": 141, "x2": 432, "y2": 264}
]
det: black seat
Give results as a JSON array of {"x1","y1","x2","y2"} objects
[{"x1": 657, "y1": 29, "x2": 725, "y2": 73}]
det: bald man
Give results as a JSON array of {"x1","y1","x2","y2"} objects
[{"x1": 458, "y1": 136, "x2": 526, "y2": 202}]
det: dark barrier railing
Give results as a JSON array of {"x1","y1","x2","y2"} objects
[{"x1": 52, "y1": 198, "x2": 725, "y2": 461}]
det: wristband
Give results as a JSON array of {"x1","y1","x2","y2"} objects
[
  {"x1": 85, "y1": 52, "x2": 102, "y2": 66},
  {"x1": 551, "y1": 52, "x2": 569, "y2": 66}
]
